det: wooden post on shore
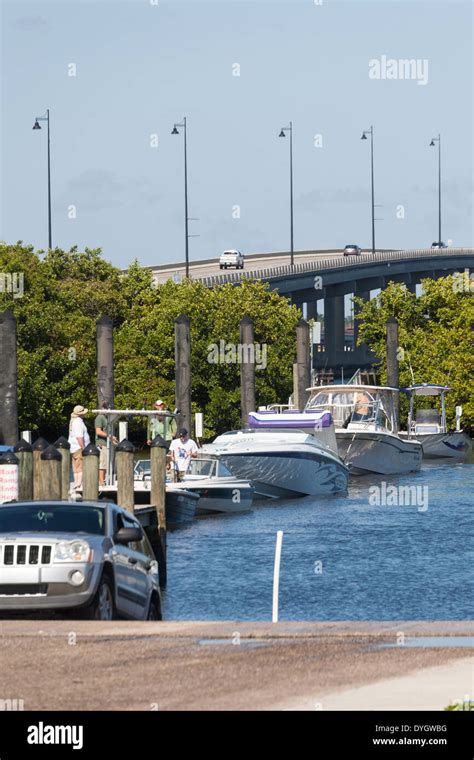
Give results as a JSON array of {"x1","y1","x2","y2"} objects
[
  {"x1": 240, "y1": 316, "x2": 256, "y2": 427},
  {"x1": 32, "y1": 437, "x2": 49, "y2": 500},
  {"x1": 386, "y1": 317, "x2": 400, "y2": 433},
  {"x1": 293, "y1": 318, "x2": 311, "y2": 410},
  {"x1": 115, "y1": 439, "x2": 135, "y2": 513},
  {"x1": 82, "y1": 444, "x2": 100, "y2": 501},
  {"x1": 13, "y1": 439, "x2": 33, "y2": 501},
  {"x1": 39, "y1": 445, "x2": 62, "y2": 500},
  {"x1": 54, "y1": 437, "x2": 71, "y2": 500},
  {"x1": 175, "y1": 314, "x2": 192, "y2": 432},
  {"x1": 150, "y1": 434, "x2": 168, "y2": 587},
  {"x1": 0, "y1": 309, "x2": 19, "y2": 446}
]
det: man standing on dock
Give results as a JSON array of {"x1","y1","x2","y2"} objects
[
  {"x1": 169, "y1": 428, "x2": 198, "y2": 481},
  {"x1": 147, "y1": 400, "x2": 177, "y2": 445},
  {"x1": 95, "y1": 403, "x2": 118, "y2": 486},
  {"x1": 68, "y1": 405, "x2": 90, "y2": 493}
]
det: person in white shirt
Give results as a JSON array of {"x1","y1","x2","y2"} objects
[
  {"x1": 68, "y1": 405, "x2": 90, "y2": 491},
  {"x1": 169, "y1": 428, "x2": 198, "y2": 481}
]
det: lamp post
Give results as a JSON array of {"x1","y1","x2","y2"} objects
[
  {"x1": 430, "y1": 134, "x2": 442, "y2": 245},
  {"x1": 361, "y1": 126, "x2": 375, "y2": 255},
  {"x1": 172, "y1": 117, "x2": 190, "y2": 279},
  {"x1": 32, "y1": 109, "x2": 52, "y2": 249},
  {"x1": 279, "y1": 122, "x2": 294, "y2": 267}
]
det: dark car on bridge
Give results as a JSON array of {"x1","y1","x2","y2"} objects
[
  {"x1": 343, "y1": 244, "x2": 362, "y2": 256},
  {"x1": 0, "y1": 500, "x2": 162, "y2": 621},
  {"x1": 431, "y1": 241, "x2": 448, "y2": 249}
]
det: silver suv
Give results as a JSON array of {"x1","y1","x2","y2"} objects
[
  {"x1": 0, "y1": 501, "x2": 161, "y2": 621},
  {"x1": 219, "y1": 249, "x2": 244, "y2": 269}
]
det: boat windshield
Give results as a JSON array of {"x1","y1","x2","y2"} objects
[
  {"x1": 307, "y1": 388, "x2": 395, "y2": 432},
  {"x1": 189, "y1": 459, "x2": 216, "y2": 477}
]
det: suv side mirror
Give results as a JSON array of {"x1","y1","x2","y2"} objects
[{"x1": 114, "y1": 527, "x2": 142, "y2": 545}]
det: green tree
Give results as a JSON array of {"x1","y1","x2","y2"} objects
[{"x1": 354, "y1": 277, "x2": 474, "y2": 432}]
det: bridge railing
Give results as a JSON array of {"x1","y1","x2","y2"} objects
[{"x1": 198, "y1": 248, "x2": 474, "y2": 287}]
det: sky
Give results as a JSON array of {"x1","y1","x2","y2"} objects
[{"x1": 1, "y1": 0, "x2": 472, "y2": 269}]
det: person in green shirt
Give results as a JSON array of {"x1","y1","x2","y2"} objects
[
  {"x1": 147, "y1": 400, "x2": 177, "y2": 445},
  {"x1": 95, "y1": 403, "x2": 118, "y2": 485}
]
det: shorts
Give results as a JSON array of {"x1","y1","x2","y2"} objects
[
  {"x1": 71, "y1": 450, "x2": 83, "y2": 473},
  {"x1": 98, "y1": 445, "x2": 107, "y2": 470}
]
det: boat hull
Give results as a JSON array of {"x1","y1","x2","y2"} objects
[
  {"x1": 174, "y1": 480, "x2": 254, "y2": 515},
  {"x1": 336, "y1": 431, "x2": 423, "y2": 475},
  {"x1": 399, "y1": 431, "x2": 472, "y2": 460},
  {"x1": 218, "y1": 449, "x2": 348, "y2": 498}
]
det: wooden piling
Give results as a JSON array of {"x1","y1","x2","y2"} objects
[
  {"x1": 82, "y1": 444, "x2": 100, "y2": 501},
  {"x1": 115, "y1": 439, "x2": 135, "y2": 513},
  {"x1": 293, "y1": 318, "x2": 311, "y2": 410},
  {"x1": 150, "y1": 435, "x2": 168, "y2": 587},
  {"x1": 39, "y1": 445, "x2": 62, "y2": 500},
  {"x1": 386, "y1": 317, "x2": 400, "y2": 432},
  {"x1": 174, "y1": 314, "x2": 192, "y2": 432},
  {"x1": 0, "y1": 309, "x2": 19, "y2": 446},
  {"x1": 54, "y1": 436, "x2": 71, "y2": 500},
  {"x1": 96, "y1": 316, "x2": 115, "y2": 408},
  {"x1": 32, "y1": 437, "x2": 50, "y2": 500},
  {"x1": 13, "y1": 439, "x2": 33, "y2": 501},
  {"x1": 240, "y1": 316, "x2": 256, "y2": 427}
]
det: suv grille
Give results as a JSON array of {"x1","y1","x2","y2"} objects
[{"x1": 0, "y1": 544, "x2": 53, "y2": 567}]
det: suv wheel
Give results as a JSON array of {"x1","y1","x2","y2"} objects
[
  {"x1": 147, "y1": 597, "x2": 162, "y2": 621},
  {"x1": 83, "y1": 575, "x2": 115, "y2": 621}
]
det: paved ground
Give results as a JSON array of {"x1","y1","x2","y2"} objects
[{"x1": 0, "y1": 620, "x2": 471, "y2": 711}]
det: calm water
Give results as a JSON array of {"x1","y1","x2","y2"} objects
[{"x1": 161, "y1": 462, "x2": 474, "y2": 621}]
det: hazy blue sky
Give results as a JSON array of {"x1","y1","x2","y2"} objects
[{"x1": 1, "y1": 0, "x2": 472, "y2": 268}]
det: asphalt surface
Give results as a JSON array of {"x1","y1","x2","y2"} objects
[
  {"x1": 150, "y1": 250, "x2": 346, "y2": 283},
  {"x1": 0, "y1": 620, "x2": 471, "y2": 711}
]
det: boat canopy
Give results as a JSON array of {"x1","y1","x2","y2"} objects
[{"x1": 401, "y1": 384, "x2": 450, "y2": 396}]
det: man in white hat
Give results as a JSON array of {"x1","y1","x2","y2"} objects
[
  {"x1": 147, "y1": 400, "x2": 177, "y2": 445},
  {"x1": 68, "y1": 405, "x2": 90, "y2": 492}
]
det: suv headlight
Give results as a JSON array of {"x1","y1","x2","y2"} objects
[{"x1": 54, "y1": 540, "x2": 93, "y2": 562}]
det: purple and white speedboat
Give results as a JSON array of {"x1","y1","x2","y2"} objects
[{"x1": 202, "y1": 410, "x2": 348, "y2": 499}]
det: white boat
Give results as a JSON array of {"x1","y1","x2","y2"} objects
[
  {"x1": 399, "y1": 384, "x2": 472, "y2": 460},
  {"x1": 305, "y1": 385, "x2": 423, "y2": 476},
  {"x1": 202, "y1": 415, "x2": 348, "y2": 499},
  {"x1": 171, "y1": 456, "x2": 255, "y2": 515}
]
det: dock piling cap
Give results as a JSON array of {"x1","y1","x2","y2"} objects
[
  {"x1": 151, "y1": 434, "x2": 169, "y2": 450},
  {"x1": 40, "y1": 445, "x2": 62, "y2": 461},
  {"x1": 54, "y1": 436, "x2": 70, "y2": 450},
  {"x1": 0, "y1": 451, "x2": 19, "y2": 465},
  {"x1": 116, "y1": 439, "x2": 136, "y2": 454},
  {"x1": 83, "y1": 443, "x2": 100, "y2": 457},
  {"x1": 32, "y1": 437, "x2": 49, "y2": 452},
  {"x1": 13, "y1": 439, "x2": 33, "y2": 453}
]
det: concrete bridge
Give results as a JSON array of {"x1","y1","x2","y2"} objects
[{"x1": 150, "y1": 247, "x2": 474, "y2": 375}]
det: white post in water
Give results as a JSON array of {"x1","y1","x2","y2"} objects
[
  {"x1": 272, "y1": 530, "x2": 284, "y2": 623},
  {"x1": 21, "y1": 430, "x2": 32, "y2": 443},
  {"x1": 455, "y1": 406, "x2": 462, "y2": 432}
]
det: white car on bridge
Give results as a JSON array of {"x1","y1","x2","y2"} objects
[{"x1": 219, "y1": 250, "x2": 244, "y2": 269}]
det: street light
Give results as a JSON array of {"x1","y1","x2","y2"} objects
[
  {"x1": 361, "y1": 126, "x2": 375, "y2": 255},
  {"x1": 279, "y1": 122, "x2": 294, "y2": 267},
  {"x1": 172, "y1": 116, "x2": 190, "y2": 278},
  {"x1": 32, "y1": 109, "x2": 52, "y2": 249},
  {"x1": 430, "y1": 134, "x2": 442, "y2": 245}
]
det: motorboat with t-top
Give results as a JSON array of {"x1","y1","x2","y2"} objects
[
  {"x1": 305, "y1": 385, "x2": 423, "y2": 475},
  {"x1": 171, "y1": 456, "x2": 255, "y2": 515},
  {"x1": 399, "y1": 384, "x2": 472, "y2": 460}
]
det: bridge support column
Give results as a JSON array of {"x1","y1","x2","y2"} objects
[
  {"x1": 306, "y1": 300, "x2": 317, "y2": 320},
  {"x1": 324, "y1": 294, "x2": 345, "y2": 366}
]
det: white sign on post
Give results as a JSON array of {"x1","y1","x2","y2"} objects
[{"x1": 0, "y1": 464, "x2": 19, "y2": 504}]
